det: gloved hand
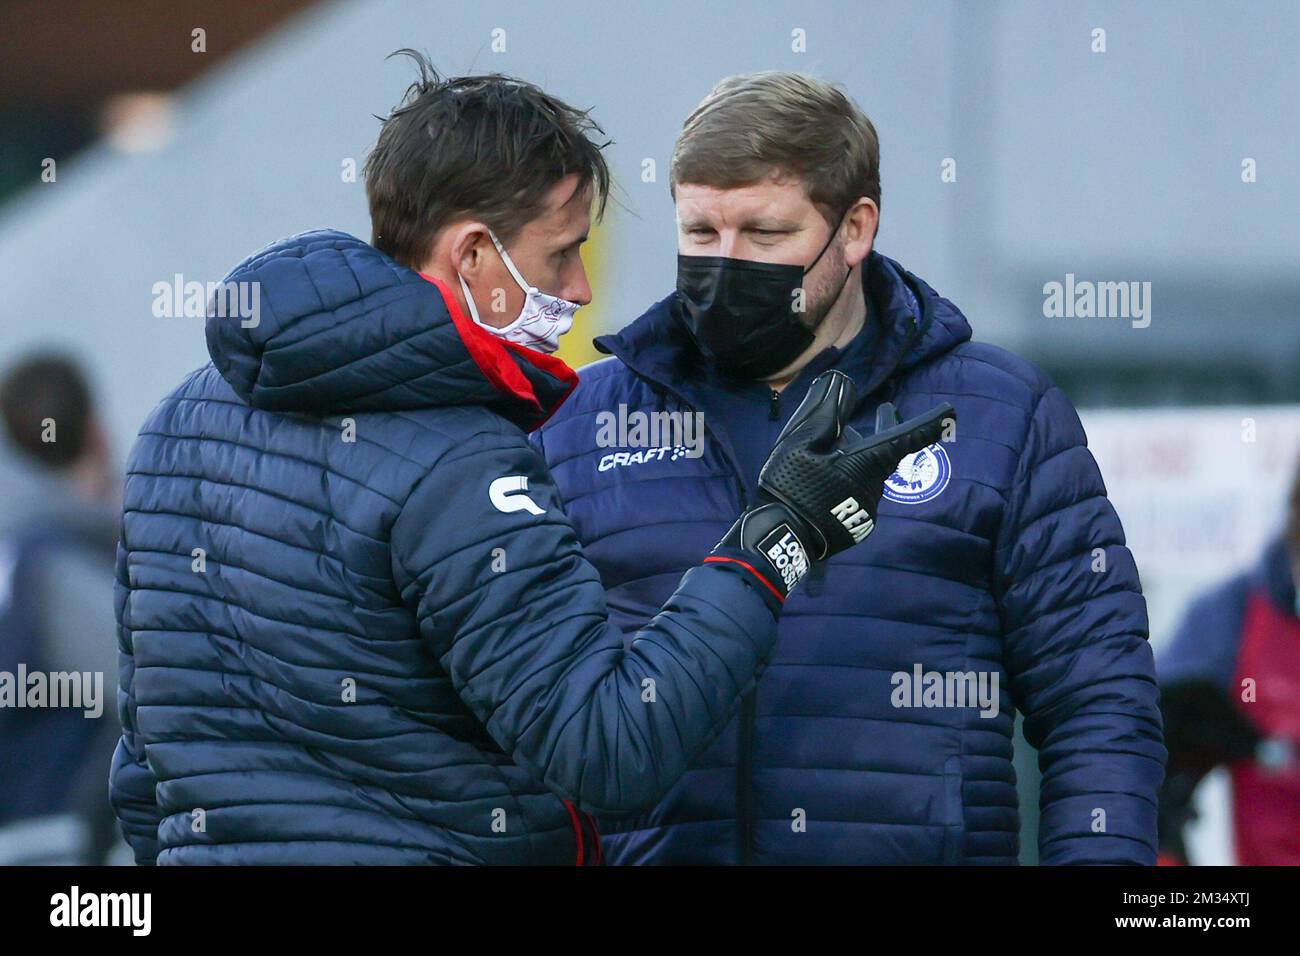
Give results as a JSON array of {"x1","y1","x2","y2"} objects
[{"x1": 710, "y1": 370, "x2": 954, "y2": 601}]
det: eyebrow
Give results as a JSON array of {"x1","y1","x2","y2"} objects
[{"x1": 679, "y1": 216, "x2": 802, "y2": 231}]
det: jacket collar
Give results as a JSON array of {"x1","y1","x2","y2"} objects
[{"x1": 207, "y1": 230, "x2": 576, "y2": 432}]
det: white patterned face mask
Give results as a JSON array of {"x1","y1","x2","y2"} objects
[{"x1": 457, "y1": 229, "x2": 580, "y2": 353}]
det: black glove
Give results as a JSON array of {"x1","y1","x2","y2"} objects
[{"x1": 711, "y1": 370, "x2": 954, "y2": 601}]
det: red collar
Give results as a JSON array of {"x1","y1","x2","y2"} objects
[{"x1": 420, "y1": 273, "x2": 578, "y2": 429}]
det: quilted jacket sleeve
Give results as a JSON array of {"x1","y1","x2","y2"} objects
[
  {"x1": 996, "y1": 383, "x2": 1166, "y2": 865},
  {"x1": 108, "y1": 539, "x2": 165, "y2": 865},
  {"x1": 391, "y1": 424, "x2": 782, "y2": 815}
]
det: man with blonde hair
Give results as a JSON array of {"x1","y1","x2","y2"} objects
[{"x1": 535, "y1": 71, "x2": 1165, "y2": 864}]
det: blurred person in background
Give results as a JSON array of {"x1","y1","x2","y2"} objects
[
  {"x1": 108, "y1": 54, "x2": 946, "y2": 865},
  {"x1": 1156, "y1": 459, "x2": 1300, "y2": 865},
  {"x1": 535, "y1": 71, "x2": 1167, "y2": 864},
  {"x1": 0, "y1": 353, "x2": 123, "y2": 864}
]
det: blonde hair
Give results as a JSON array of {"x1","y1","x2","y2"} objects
[{"x1": 671, "y1": 71, "x2": 881, "y2": 230}]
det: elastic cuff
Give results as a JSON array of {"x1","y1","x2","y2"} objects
[{"x1": 704, "y1": 547, "x2": 786, "y2": 613}]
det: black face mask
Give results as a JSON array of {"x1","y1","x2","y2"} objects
[{"x1": 676, "y1": 217, "x2": 848, "y2": 380}]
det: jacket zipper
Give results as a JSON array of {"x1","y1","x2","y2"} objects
[
  {"x1": 592, "y1": 363, "x2": 760, "y2": 865},
  {"x1": 594, "y1": 292, "x2": 926, "y2": 865},
  {"x1": 691, "y1": 392, "x2": 759, "y2": 863}
]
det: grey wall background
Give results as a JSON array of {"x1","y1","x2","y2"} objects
[{"x1": 2, "y1": 0, "x2": 1296, "y2": 455}]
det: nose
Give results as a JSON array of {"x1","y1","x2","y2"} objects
[
  {"x1": 715, "y1": 229, "x2": 740, "y2": 259},
  {"x1": 566, "y1": 261, "x2": 593, "y2": 307}
]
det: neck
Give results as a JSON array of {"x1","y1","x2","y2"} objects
[{"x1": 766, "y1": 263, "x2": 867, "y2": 392}]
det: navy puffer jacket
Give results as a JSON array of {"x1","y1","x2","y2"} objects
[
  {"x1": 109, "y1": 230, "x2": 782, "y2": 865},
  {"x1": 535, "y1": 252, "x2": 1166, "y2": 864}
]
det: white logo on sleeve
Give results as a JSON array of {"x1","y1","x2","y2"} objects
[
  {"x1": 489, "y1": 476, "x2": 546, "y2": 516},
  {"x1": 758, "y1": 524, "x2": 809, "y2": 591}
]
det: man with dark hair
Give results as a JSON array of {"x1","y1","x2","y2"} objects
[
  {"x1": 110, "y1": 55, "x2": 948, "y2": 864},
  {"x1": 0, "y1": 352, "x2": 122, "y2": 864},
  {"x1": 536, "y1": 71, "x2": 1165, "y2": 864},
  {"x1": 364, "y1": 51, "x2": 611, "y2": 270}
]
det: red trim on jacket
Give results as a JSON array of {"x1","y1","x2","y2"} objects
[
  {"x1": 704, "y1": 555, "x2": 786, "y2": 604},
  {"x1": 585, "y1": 811, "x2": 603, "y2": 865},
  {"x1": 420, "y1": 273, "x2": 578, "y2": 429},
  {"x1": 563, "y1": 800, "x2": 584, "y2": 866}
]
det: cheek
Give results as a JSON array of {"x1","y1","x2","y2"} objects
[
  {"x1": 485, "y1": 263, "x2": 525, "y2": 315},
  {"x1": 805, "y1": 248, "x2": 848, "y2": 310}
]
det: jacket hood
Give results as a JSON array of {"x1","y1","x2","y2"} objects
[
  {"x1": 206, "y1": 229, "x2": 576, "y2": 430},
  {"x1": 594, "y1": 250, "x2": 972, "y2": 410}
]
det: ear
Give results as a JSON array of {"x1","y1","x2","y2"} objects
[
  {"x1": 419, "y1": 220, "x2": 490, "y2": 282},
  {"x1": 446, "y1": 222, "x2": 492, "y2": 278},
  {"x1": 841, "y1": 198, "x2": 878, "y2": 268}
]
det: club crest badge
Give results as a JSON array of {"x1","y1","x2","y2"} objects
[{"x1": 882, "y1": 442, "x2": 951, "y2": 505}]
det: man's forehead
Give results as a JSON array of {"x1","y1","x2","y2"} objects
[
  {"x1": 547, "y1": 172, "x2": 591, "y2": 212},
  {"x1": 517, "y1": 176, "x2": 590, "y2": 245},
  {"x1": 676, "y1": 180, "x2": 812, "y2": 225}
]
